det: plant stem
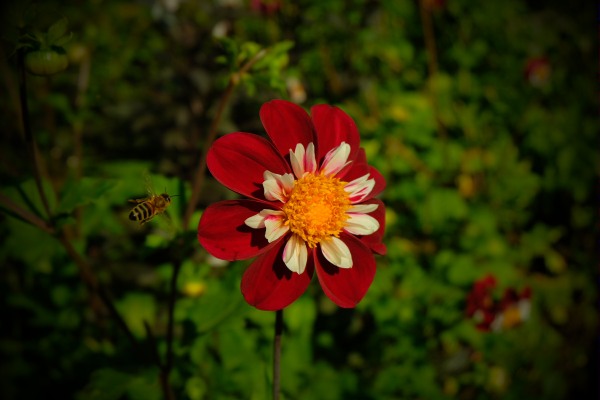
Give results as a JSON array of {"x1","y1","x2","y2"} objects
[
  {"x1": 144, "y1": 320, "x2": 164, "y2": 368},
  {"x1": 72, "y1": 51, "x2": 91, "y2": 238},
  {"x1": 56, "y1": 231, "x2": 138, "y2": 348},
  {"x1": 16, "y1": 50, "x2": 137, "y2": 350},
  {"x1": 273, "y1": 309, "x2": 283, "y2": 400},
  {"x1": 0, "y1": 192, "x2": 54, "y2": 234},
  {"x1": 182, "y1": 80, "x2": 234, "y2": 230},
  {"x1": 418, "y1": 0, "x2": 449, "y2": 167},
  {"x1": 14, "y1": 46, "x2": 158, "y2": 395},
  {"x1": 161, "y1": 259, "x2": 182, "y2": 400},
  {"x1": 0, "y1": 197, "x2": 128, "y2": 341},
  {"x1": 144, "y1": 321, "x2": 175, "y2": 400},
  {"x1": 18, "y1": 50, "x2": 52, "y2": 218},
  {"x1": 182, "y1": 49, "x2": 267, "y2": 230},
  {"x1": 419, "y1": 0, "x2": 438, "y2": 78}
]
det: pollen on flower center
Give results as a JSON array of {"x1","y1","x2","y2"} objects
[{"x1": 282, "y1": 173, "x2": 351, "y2": 248}]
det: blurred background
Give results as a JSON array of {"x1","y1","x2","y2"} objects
[{"x1": 0, "y1": 0, "x2": 597, "y2": 399}]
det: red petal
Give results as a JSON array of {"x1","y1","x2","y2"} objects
[
  {"x1": 260, "y1": 100, "x2": 315, "y2": 158},
  {"x1": 207, "y1": 132, "x2": 290, "y2": 200},
  {"x1": 241, "y1": 240, "x2": 314, "y2": 310},
  {"x1": 356, "y1": 198, "x2": 387, "y2": 255},
  {"x1": 311, "y1": 104, "x2": 360, "y2": 165},
  {"x1": 366, "y1": 166, "x2": 386, "y2": 199},
  {"x1": 315, "y1": 233, "x2": 376, "y2": 308},
  {"x1": 198, "y1": 200, "x2": 278, "y2": 261}
]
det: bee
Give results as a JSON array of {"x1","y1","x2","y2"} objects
[{"x1": 128, "y1": 192, "x2": 174, "y2": 225}]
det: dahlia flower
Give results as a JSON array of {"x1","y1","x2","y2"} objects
[{"x1": 198, "y1": 100, "x2": 386, "y2": 310}]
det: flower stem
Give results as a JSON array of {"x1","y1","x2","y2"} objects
[{"x1": 273, "y1": 309, "x2": 283, "y2": 400}]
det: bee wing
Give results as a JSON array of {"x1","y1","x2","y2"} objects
[
  {"x1": 143, "y1": 170, "x2": 157, "y2": 197},
  {"x1": 128, "y1": 198, "x2": 146, "y2": 204}
]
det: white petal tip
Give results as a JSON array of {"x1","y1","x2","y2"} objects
[
  {"x1": 320, "y1": 237, "x2": 353, "y2": 269},
  {"x1": 283, "y1": 234, "x2": 308, "y2": 274}
]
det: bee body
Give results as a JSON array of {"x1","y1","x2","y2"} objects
[{"x1": 128, "y1": 193, "x2": 172, "y2": 225}]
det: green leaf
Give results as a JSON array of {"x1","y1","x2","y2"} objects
[
  {"x1": 254, "y1": 40, "x2": 294, "y2": 70},
  {"x1": 420, "y1": 188, "x2": 468, "y2": 229},
  {"x1": 47, "y1": 17, "x2": 69, "y2": 43},
  {"x1": 4, "y1": 216, "x2": 61, "y2": 269},
  {"x1": 116, "y1": 293, "x2": 156, "y2": 338},
  {"x1": 127, "y1": 369, "x2": 162, "y2": 400},
  {"x1": 53, "y1": 32, "x2": 73, "y2": 47},
  {"x1": 215, "y1": 37, "x2": 238, "y2": 69},
  {"x1": 77, "y1": 368, "x2": 133, "y2": 400},
  {"x1": 183, "y1": 284, "x2": 245, "y2": 334},
  {"x1": 57, "y1": 177, "x2": 117, "y2": 214},
  {"x1": 77, "y1": 368, "x2": 161, "y2": 400},
  {"x1": 442, "y1": 252, "x2": 480, "y2": 286},
  {"x1": 186, "y1": 377, "x2": 207, "y2": 400}
]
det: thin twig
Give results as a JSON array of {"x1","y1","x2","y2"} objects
[
  {"x1": 0, "y1": 44, "x2": 22, "y2": 140},
  {"x1": 273, "y1": 309, "x2": 283, "y2": 400},
  {"x1": 144, "y1": 321, "x2": 175, "y2": 400},
  {"x1": 56, "y1": 231, "x2": 138, "y2": 349},
  {"x1": 418, "y1": 0, "x2": 449, "y2": 167},
  {"x1": 0, "y1": 192, "x2": 55, "y2": 234},
  {"x1": 1, "y1": 193, "x2": 139, "y2": 352},
  {"x1": 419, "y1": 0, "x2": 438, "y2": 78},
  {"x1": 182, "y1": 49, "x2": 267, "y2": 230},
  {"x1": 165, "y1": 260, "x2": 182, "y2": 370},
  {"x1": 144, "y1": 320, "x2": 164, "y2": 368},
  {"x1": 18, "y1": 50, "x2": 52, "y2": 218},
  {"x1": 72, "y1": 51, "x2": 92, "y2": 238},
  {"x1": 96, "y1": 285, "x2": 138, "y2": 348},
  {"x1": 14, "y1": 46, "x2": 145, "y2": 381},
  {"x1": 161, "y1": 258, "x2": 182, "y2": 400}
]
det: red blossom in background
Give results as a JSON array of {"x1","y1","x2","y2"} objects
[
  {"x1": 466, "y1": 274, "x2": 498, "y2": 331},
  {"x1": 492, "y1": 286, "x2": 532, "y2": 331},
  {"x1": 524, "y1": 57, "x2": 551, "y2": 87},
  {"x1": 198, "y1": 100, "x2": 386, "y2": 310},
  {"x1": 422, "y1": 0, "x2": 447, "y2": 11},
  {"x1": 250, "y1": 0, "x2": 282, "y2": 16},
  {"x1": 466, "y1": 275, "x2": 532, "y2": 331}
]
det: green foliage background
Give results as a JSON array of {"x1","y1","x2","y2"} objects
[{"x1": 0, "y1": 0, "x2": 597, "y2": 399}]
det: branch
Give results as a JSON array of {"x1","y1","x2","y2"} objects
[
  {"x1": 144, "y1": 321, "x2": 175, "y2": 400},
  {"x1": 0, "y1": 192, "x2": 55, "y2": 234},
  {"x1": 1, "y1": 190, "x2": 139, "y2": 359},
  {"x1": 419, "y1": 0, "x2": 438, "y2": 78},
  {"x1": 14, "y1": 45, "x2": 145, "y2": 380},
  {"x1": 182, "y1": 48, "x2": 268, "y2": 230},
  {"x1": 160, "y1": 259, "x2": 181, "y2": 400},
  {"x1": 18, "y1": 50, "x2": 52, "y2": 218},
  {"x1": 56, "y1": 230, "x2": 138, "y2": 349},
  {"x1": 418, "y1": 0, "x2": 449, "y2": 166}
]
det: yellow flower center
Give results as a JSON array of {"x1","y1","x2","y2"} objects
[{"x1": 282, "y1": 173, "x2": 351, "y2": 248}]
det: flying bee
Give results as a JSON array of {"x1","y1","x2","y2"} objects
[{"x1": 128, "y1": 192, "x2": 176, "y2": 225}]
